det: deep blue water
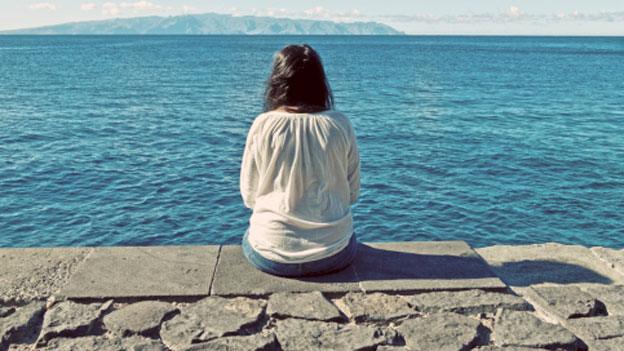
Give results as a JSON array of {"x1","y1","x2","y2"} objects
[{"x1": 1, "y1": 35, "x2": 623, "y2": 248}]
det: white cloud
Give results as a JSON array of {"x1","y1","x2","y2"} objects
[
  {"x1": 102, "y1": 2, "x2": 119, "y2": 15},
  {"x1": 53, "y1": 2, "x2": 624, "y2": 29},
  {"x1": 101, "y1": 1, "x2": 169, "y2": 16},
  {"x1": 508, "y1": 6, "x2": 521, "y2": 18},
  {"x1": 304, "y1": 6, "x2": 327, "y2": 16},
  {"x1": 250, "y1": 7, "x2": 288, "y2": 18},
  {"x1": 80, "y1": 3, "x2": 97, "y2": 11},
  {"x1": 380, "y1": 9, "x2": 624, "y2": 25},
  {"x1": 120, "y1": 1, "x2": 162, "y2": 11},
  {"x1": 182, "y1": 5, "x2": 197, "y2": 14},
  {"x1": 236, "y1": 6, "x2": 365, "y2": 23},
  {"x1": 29, "y1": 2, "x2": 57, "y2": 11}
]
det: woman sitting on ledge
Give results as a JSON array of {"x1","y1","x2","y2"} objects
[{"x1": 240, "y1": 44, "x2": 361, "y2": 277}]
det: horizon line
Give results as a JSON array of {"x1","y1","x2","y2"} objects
[
  {"x1": 3, "y1": 11, "x2": 623, "y2": 36},
  {"x1": 1, "y1": 33, "x2": 623, "y2": 37}
]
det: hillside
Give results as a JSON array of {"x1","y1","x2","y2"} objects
[{"x1": 2, "y1": 13, "x2": 402, "y2": 35}]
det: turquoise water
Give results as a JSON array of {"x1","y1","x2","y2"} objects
[{"x1": 1, "y1": 35, "x2": 623, "y2": 248}]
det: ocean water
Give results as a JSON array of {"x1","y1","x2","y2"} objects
[{"x1": 1, "y1": 35, "x2": 623, "y2": 248}]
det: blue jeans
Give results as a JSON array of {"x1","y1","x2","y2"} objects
[{"x1": 242, "y1": 231, "x2": 358, "y2": 277}]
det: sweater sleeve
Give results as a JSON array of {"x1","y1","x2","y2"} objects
[
  {"x1": 240, "y1": 118, "x2": 261, "y2": 209},
  {"x1": 346, "y1": 119, "x2": 360, "y2": 205}
]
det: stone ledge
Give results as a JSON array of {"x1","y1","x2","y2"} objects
[
  {"x1": 210, "y1": 245, "x2": 362, "y2": 296},
  {"x1": 1, "y1": 242, "x2": 623, "y2": 301},
  {"x1": 354, "y1": 241, "x2": 506, "y2": 294},
  {"x1": 211, "y1": 241, "x2": 506, "y2": 297},
  {"x1": 0, "y1": 248, "x2": 91, "y2": 304},
  {"x1": 4, "y1": 287, "x2": 617, "y2": 351},
  {"x1": 476, "y1": 243, "x2": 624, "y2": 287},
  {"x1": 0, "y1": 241, "x2": 504, "y2": 300},
  {"x1": 60, "y1": 246, "x2": 219, "y2": 300},
  {"x1": 2, "y1": 242, "x2": 624, "y2": 350}
]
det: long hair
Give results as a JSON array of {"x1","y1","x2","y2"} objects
[{"x1": 264, "y1": 44, "x2": 334, "y2": 113}]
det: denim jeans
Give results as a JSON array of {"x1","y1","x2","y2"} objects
[{"x1": 242, "y1": 231, "x2": 358, "y2": 277}]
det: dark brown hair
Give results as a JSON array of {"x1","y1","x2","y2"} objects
[{"x1": 264, "y1": 44, "x2": 334, "y2": 113}]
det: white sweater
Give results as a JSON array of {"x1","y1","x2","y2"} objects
[{"x1": 240, "y1": 110, "x2": 360, "y2": 263}]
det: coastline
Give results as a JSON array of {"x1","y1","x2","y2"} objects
[{"x1": 1, "y1": 241, "x2": 623, "y2": 350}]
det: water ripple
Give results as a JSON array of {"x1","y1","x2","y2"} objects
[{"x1": 1, "y1": 35, "x2": 623, "y2": 248}]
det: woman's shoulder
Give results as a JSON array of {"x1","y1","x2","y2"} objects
[
  {"x1": 254, "y1": 109, "x2": 352, "y2": 129},
  {"x1": 321, "y1": 110, "x2": 354, "y2": 131},
  {"x1": 323, "y1": 110, "x2": 350, "y2": 122},
  {"x1": 254, "y1": 109, "x2": 332, "y2": 120}
]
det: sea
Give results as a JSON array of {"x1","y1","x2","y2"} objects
[{"x1": 1, "y1": 35, "x2": 623, "y2": 248}]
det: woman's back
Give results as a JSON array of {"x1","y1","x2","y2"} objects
[
  {"x1": 240, "y1": 43, "x2": 360, "y2": 276},
  {"x1": 240, "y1": 109, "x2": 360, "y2": 264}
]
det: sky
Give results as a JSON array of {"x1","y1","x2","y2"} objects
[{"x1": 1, "y1": 0, "x2": 624, "y2": 35}]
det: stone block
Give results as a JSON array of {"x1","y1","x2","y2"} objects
[
  {"x1": 60, "y1": 246, "x2": 218, "y2": 299},
  {"x1": 476, "y1": 243, "x2": 624, "y2": 287},
  {"x1": 0, "y1": 308, "x2": 15, "y2": 319},
  {"x1": 524, "y1": 285, "x2": 607, "y2": 320},
  {"x1": 43, "y1": 335, "x2": 167, "y2": 351},
  {"x1": 274, "y1": 318, "x2": 397, "y2": 351},
  {"x1": 592, "y1": 247, "x2": 624, "y2": 277},
  {"x1": 210, "y1": 246, "x2": 361, "y2": 296},
  {"x1": 563, "y1": 316, "x2": 624, "y2": 341},
  {"x1": 103, "y1": 301, "x2": 179, "y2": 337},
  {"x1": 178, "y1": 333, "x2": 277, "y2": 351},
  {"x1": 160, "y1": 296, "x2": 266, "y2": 351},
  {"x1": 0, "y1": 302, "x2": 45, "y2": 350},
  {"x1": 336, "y1": 292, "x2": 417, "y2": 323},
  {"x1": 397, "y1": 313, "x2": 485, "y2": 350},
  {"x1": 37, "y1": 300, "x2": 113, "y2": 346},
  {"x1": 581, "y1": 284, "x2": 624, "y2": 316},
  {"x1": 407, "y1": 289, "x2": 531, "y2": 315},
  {"x1": 493, "y1": 309, "x2": 584, "y2": 350},
  {"x1": 0, "y1": 247, "x2": 90, "y2": 303},
  {"x1": 475, "y1": 347, "x2": 548, "y2": 351},
  {"x1": 267, "y1": 292, "x2": 343, "y2": 322},
  {"x1": 354, "y1": 241, "x2": 506, "y2": 293},
  {"x1": 585, "y1": 336, "x2": 624, "y2": 351}
]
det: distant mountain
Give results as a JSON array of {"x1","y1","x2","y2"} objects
[{"x1": 2, "y1": 13, "x2": 402, "y2": 35}]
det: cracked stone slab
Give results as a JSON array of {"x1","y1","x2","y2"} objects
[
  {"x1": 211, "y1": 246, "x2": 361, "y2": 296},
  {"x1": 475, "y1": 347, "x2": 548, "y2": 350},
  {"x1": 592, "y1": 247, "x2": 624, "y2": 276},
  {"x1": 406, "y1": 289, "x2": 531, "y2": 315},
  {"x1": 0, "y1": 302, "x2": 45, "y2": 351},
  {"x1": 178, "y1": 333, "x2": 278, "y2": 351},
  {"x1": 476, "y1": 243, "x2": 623, "y2": 287},
  {"x1": 585, "y1": 336, "x2": 624, "y2": 351},
  {"x1": 336, "y1": 292, "x2": 417, "y2": 323},
  {"x1": 353, "y1": 241, "x2": 506, "y2": 293},
  {"x1": 493, "y1": 309, "x2": 584, "y2": 350},
  {"x1": 160, "y1": 296, "x2": 266, "y2": 351},
  {"x1": 524, "y1": 285, "x2": 607, "y2": 320},
  {"x1": 0, "y1": 308, "x2": 15, "y2": 319},
  {"x1": 563, "y1": 316, "x2": 624, "y2": 341},
  {"x1": 0, "y1": 248, "x2": 90, "y2": 303},
  {"x1": 397, "y1": 313, "x2": 484, "y2": 351},
  {"x1": 274, "y1": 318, "x2": 397, "y2": 351},
  {"x1": 581, "y1": 284, "x2": 624, "y2": 316},
  {"x1": 267, "y1": 292, "x2": 343, "y2": 322},
  {"x1": 103, "y1": 301, "x2": 179, "y2": 337},
  {"x1": 60, "y1": 246, "x2": 218, "y2": 299},
  {"x1": 43, "y1": 335, "x2": 167, "y2": 351},
  {"x1": 383, "y1": 344, "x2": 543, "y2": 350},
  {"x1": 37, "y1": 300, "x2": 113, "y2": 346}
]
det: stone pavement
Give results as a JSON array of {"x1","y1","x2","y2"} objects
[{"x1": 0, "y1": 241, "x2": 623, "y2": 351}]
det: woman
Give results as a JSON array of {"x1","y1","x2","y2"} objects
[{"x1": 240, "y1": 44, "x2": 360, "y2": 277}]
